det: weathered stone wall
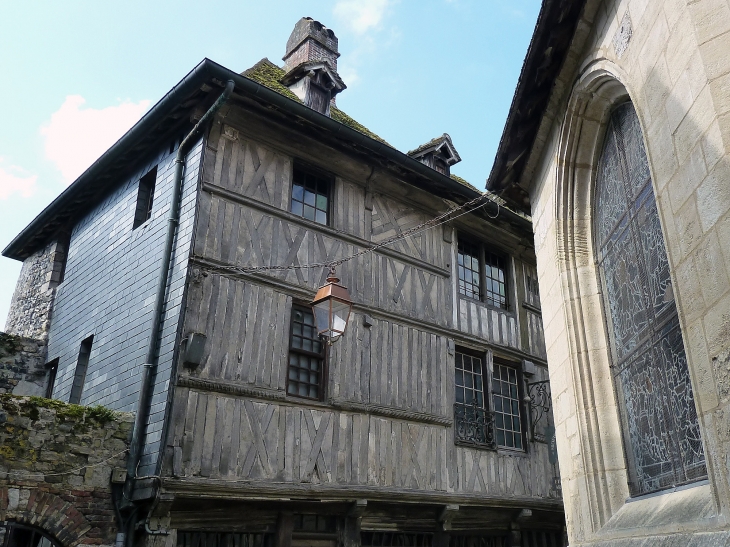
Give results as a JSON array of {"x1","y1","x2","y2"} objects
[
  {"x1": 0, "y1": 395, "x2": 132, "y2": 547},
  {"x1": 0, "y1": 332, "x2": 47, "y2": 396},
  {"x1": 5, "y1": 240, "x2": 65, "y2": 341},
  {"x1": 524, "y1": 0, "x2": 730, "y2": 544}
]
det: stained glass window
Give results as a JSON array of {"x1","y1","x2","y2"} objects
[{"x1": 595, "y1": 102, "x2": 706, "y2": 496}]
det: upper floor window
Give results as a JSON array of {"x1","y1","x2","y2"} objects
[
  {"x1": 524, "y1": 265, "x2": 541, "y2": 310},
  {"x1": 457, "y1": 239, "x2": 509, "y2": 309},
  {"x1": 291, "y1": 166, "x2": 331, "y2": 226},
  {"x1": 453, "y1": 349, "x2": 492, "y2": 448},
  {"x1": 69, "y1": 335, "x2": 93, "y2": 405},
  {"x1": 287, "y1": 305, "x2": 325, "y2": 400},
  {"x1": 453, "y1": 349, "x2": 524, "y2": 451},
  {"x1": 595, "y1": 102, "x2": 706, "y2": 495},
  {"x1": 45, "y1": 358, "x2": 59, "y2": 399},
  {"x1": 491, "y1": 360, "x2": 523, "y2": 450},
  {"x1": 133, "y1": 166, "x2": 157, "y2": 229}
]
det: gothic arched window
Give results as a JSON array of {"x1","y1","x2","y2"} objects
[{"x1": 594, "y1": 102, "x2": 707, "y2": 496}]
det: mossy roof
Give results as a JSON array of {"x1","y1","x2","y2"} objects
[
  {"x1": 242, "y1": 58, "x2": 390, "y2": 145},
  {"x1": 241, "y1": 59, "x2": 529, "y2": 220}
]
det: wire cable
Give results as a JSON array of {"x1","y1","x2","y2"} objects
[{"x1": 236, "y1": 191, "x2": 500, "y2": 274}]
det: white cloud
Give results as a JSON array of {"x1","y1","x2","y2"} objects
[
  {"x1": 0, "y1": 158, "x2": 37, "y2": 200},
  {"x1": 41, "y1": 95, "x2": 151, "y2": 185},
  {"x1": 334, "y1": 0, "x2": 392, "y2": 34}
]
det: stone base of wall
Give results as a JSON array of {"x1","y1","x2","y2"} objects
[
  {"x1": 0, "y1": 333, "x2": 47, "y2": 396},
  {"x1": 577, "y1": 531, "x2": 730, "y2": 546},
  {"x1": 0, "y1": 395, "x2": 132, "y2": 547}
]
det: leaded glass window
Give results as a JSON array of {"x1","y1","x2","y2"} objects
[
  {"x1": 457, "y1": 239, "x2": 509, "y2": 310},
  {"x1": 291, "y1": 167, "x2": 331, "y2": 225},
  {"x1": 454, "y1": 350, "x2": 494, "y2": 448},
  {"x1": 458, "y1": 241, "x2": 481, "y2": 299},
  {"x1": 484, "y1": 251, "x2": 508, "y2": 309},
  {"x1": 492, "y1": 362, "x2": 523, "y2": 450},
  {"x1": 287, "y1": 305, "x2": 325, "y2": 400},
  {"x1": 595, "y1": 102, "x2": 706, "y2": 496}
]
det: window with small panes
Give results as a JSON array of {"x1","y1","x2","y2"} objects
[
  {"x1": 290, "y1": 166, "x2": 331, "y2": 225},
  {"x1": 491, "y1": 361, "x2": 524, "y2": 450},
  {"x1": 287, "y1": 305, "x2": 326, "y2": 400},
  {"x1": 457, "y1": 238, "x2": 509, "y2": 310}
]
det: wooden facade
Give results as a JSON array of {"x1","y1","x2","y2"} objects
[
  {"x1": 2, "y1": 27, "x2": 563, "y2": 547},
  {"x1": 156, "y1": 100, "x2": 563, "y2": 547}
]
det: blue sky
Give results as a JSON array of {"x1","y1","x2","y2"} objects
[{"x1": 0, "y1": 0, "x2": 540, "y2": 327}]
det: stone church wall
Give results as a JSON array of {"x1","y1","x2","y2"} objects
[
  {"x1": 0, "y1": 395, "x2": 132, "y2": 547},
  {"x1": 525, "y1": 0, "x2": 730, "y2": 544}
]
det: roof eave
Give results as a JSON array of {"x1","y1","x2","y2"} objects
[
  {"x1": 5, "y1": 58, "x2": 531, "y2": 261},
  {"x1": 485, "y1": 0, "x2": 588, "y2": 212}
]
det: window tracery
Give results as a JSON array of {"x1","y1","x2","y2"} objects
[{"x1": 594, "y1": 102, "x2": 706, "y2": 496}]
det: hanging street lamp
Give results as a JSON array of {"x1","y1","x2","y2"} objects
[{"x1": 311, "y1": 266, "x2": 353, "y2": 345}]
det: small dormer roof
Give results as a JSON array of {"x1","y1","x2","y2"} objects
[
  {"x1": 407, "y1": 133, "x2": 462, "y2": 165},
  {"x1": 280, "y1": 60, "x2": 346, "y2": 94}
]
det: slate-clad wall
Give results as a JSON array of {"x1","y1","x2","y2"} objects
[{"x1": 46, "y1": 138, "x2": 203, "y2": 475}]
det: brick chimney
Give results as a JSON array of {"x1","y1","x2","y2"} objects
[
  {"x1": 283, "y1": 17, "x2": 340, "y2": 71},
  {"x1": 281, "y1": 17, "x2": 346, "y2": 116}
]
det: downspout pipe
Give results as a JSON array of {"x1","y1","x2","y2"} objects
[{"x1": 127, "y1": 79, "x2": 235, "y2": 483}]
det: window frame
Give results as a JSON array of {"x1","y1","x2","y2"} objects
[
  {"x1": 490, "y1": 358, "x2": 526, "y2": 452},
  {"x1": 45, "y1": 358, "x2": 59, "y2": 399},
  {"x1": 286, "y1": 303, "x2": 327, "y2": 401},
  {"x1": 456, "y1": 236, "x2": 510, "y2": 311},
  {"x1": 453, "y1": 347, "x2": 495, "y2": 450},
  {"x1": 69, "y1": 335, "x2": 93, "y2": 405},
  {"x1": 290, "y1": 163, "x2": 334, "y2": 227},
  {"x1": 593, "y1": 102, "x2": 706, "y2": 496},
  {"x1": 133, "y1": 166, "x2": 157, "y2": 229}
]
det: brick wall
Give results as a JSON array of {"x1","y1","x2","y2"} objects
[
  {"x1": 0, "y1": 333, "x2": 47, "y2": 396},
  {"x1": 0, "y1": 394, "x2": 132, "y2": 547}
]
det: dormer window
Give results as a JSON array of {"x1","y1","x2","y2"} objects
[
  {"x1": 407, "y1": 133, "x2": 461, "y2": 177},
  {"x1": 280, "y1": 61, "x2": 346, "y2": 116}
]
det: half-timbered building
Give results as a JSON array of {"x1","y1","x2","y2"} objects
[{"x1": 3, "y1": 17, "x2": 563, "y2": 547}]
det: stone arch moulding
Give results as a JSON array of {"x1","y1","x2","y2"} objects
[
  {"x1": 553, "y1": 59, "x2": 720, "y2": 541},
  {"x1": 0, "y1": 488, "x2": 91, "y2": 547},
  {"x1": 553, "y1": 61, "x2": 633, "y2": 539}
]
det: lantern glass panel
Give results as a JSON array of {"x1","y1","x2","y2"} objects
[
  {"x1": 312, "y1": 301, "x2": 331, "y2": 335},
  {"x1": 331, "y1": 299, "x2": 350, "y2": 333}
]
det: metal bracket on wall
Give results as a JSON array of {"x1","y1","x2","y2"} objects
[{"x1": 527, "y1": 380, "x2": 551, "y2": 443}]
